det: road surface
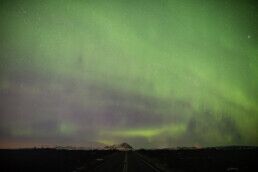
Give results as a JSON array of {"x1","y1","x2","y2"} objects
[{"x1": 91, "y1": 151, "x2": 161, "y2": 172}]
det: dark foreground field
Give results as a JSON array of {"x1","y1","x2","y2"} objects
[
  {"x1": 0, "y1": 148, "x2": 116, "y2": 172},
  {"x1": 0, "y1": 146, "x2": 258, "y2": 172},
  {"x1": 139, "y1": 146, "x2": 258, "y2": 172}
]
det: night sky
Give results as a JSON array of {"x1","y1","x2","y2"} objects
[{"x1": 0, "y1": 0, "x2": 258, "y2": 149}]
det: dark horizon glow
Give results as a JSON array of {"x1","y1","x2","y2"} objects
[{"x1": 0, "y1": 0, "x2": 258, "y2": 149}]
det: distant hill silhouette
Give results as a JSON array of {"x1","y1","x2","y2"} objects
[{"x1": 104, "y1": 142, "x2": 133, "y2": 150}]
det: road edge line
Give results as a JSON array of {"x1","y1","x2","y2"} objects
[
  {"x1": 123, "y1": 151, "x2": 128, "y2": 172},
  {"x1": 134, "y1": 151, "x2": 162, "y2": 172}
]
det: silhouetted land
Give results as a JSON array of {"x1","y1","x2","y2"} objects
[
  {"x1": 0, "y1": 146, "x2": 258, "y2": 172},
  {"x1": 138, "y1": 146, "x2": 258, "y2": 172},
  {"x1": 0, "y1": 148, "x2": 116, "y2": 172}
]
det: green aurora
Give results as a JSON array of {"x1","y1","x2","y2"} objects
[{"x1": 0, "y1": 0, "x2": 258, "y2": 148}]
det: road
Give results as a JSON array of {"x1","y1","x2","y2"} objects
[{"x1": 91, "y1": 151, "x2": 161, "y2": 172}]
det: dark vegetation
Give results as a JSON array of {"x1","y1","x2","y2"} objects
[
  {"x1": 0, "y1": 148, "x2": 116, "y2": 172},
  {"x1": 138, "y1": 146, "x2": 258, "y2": 172}
]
